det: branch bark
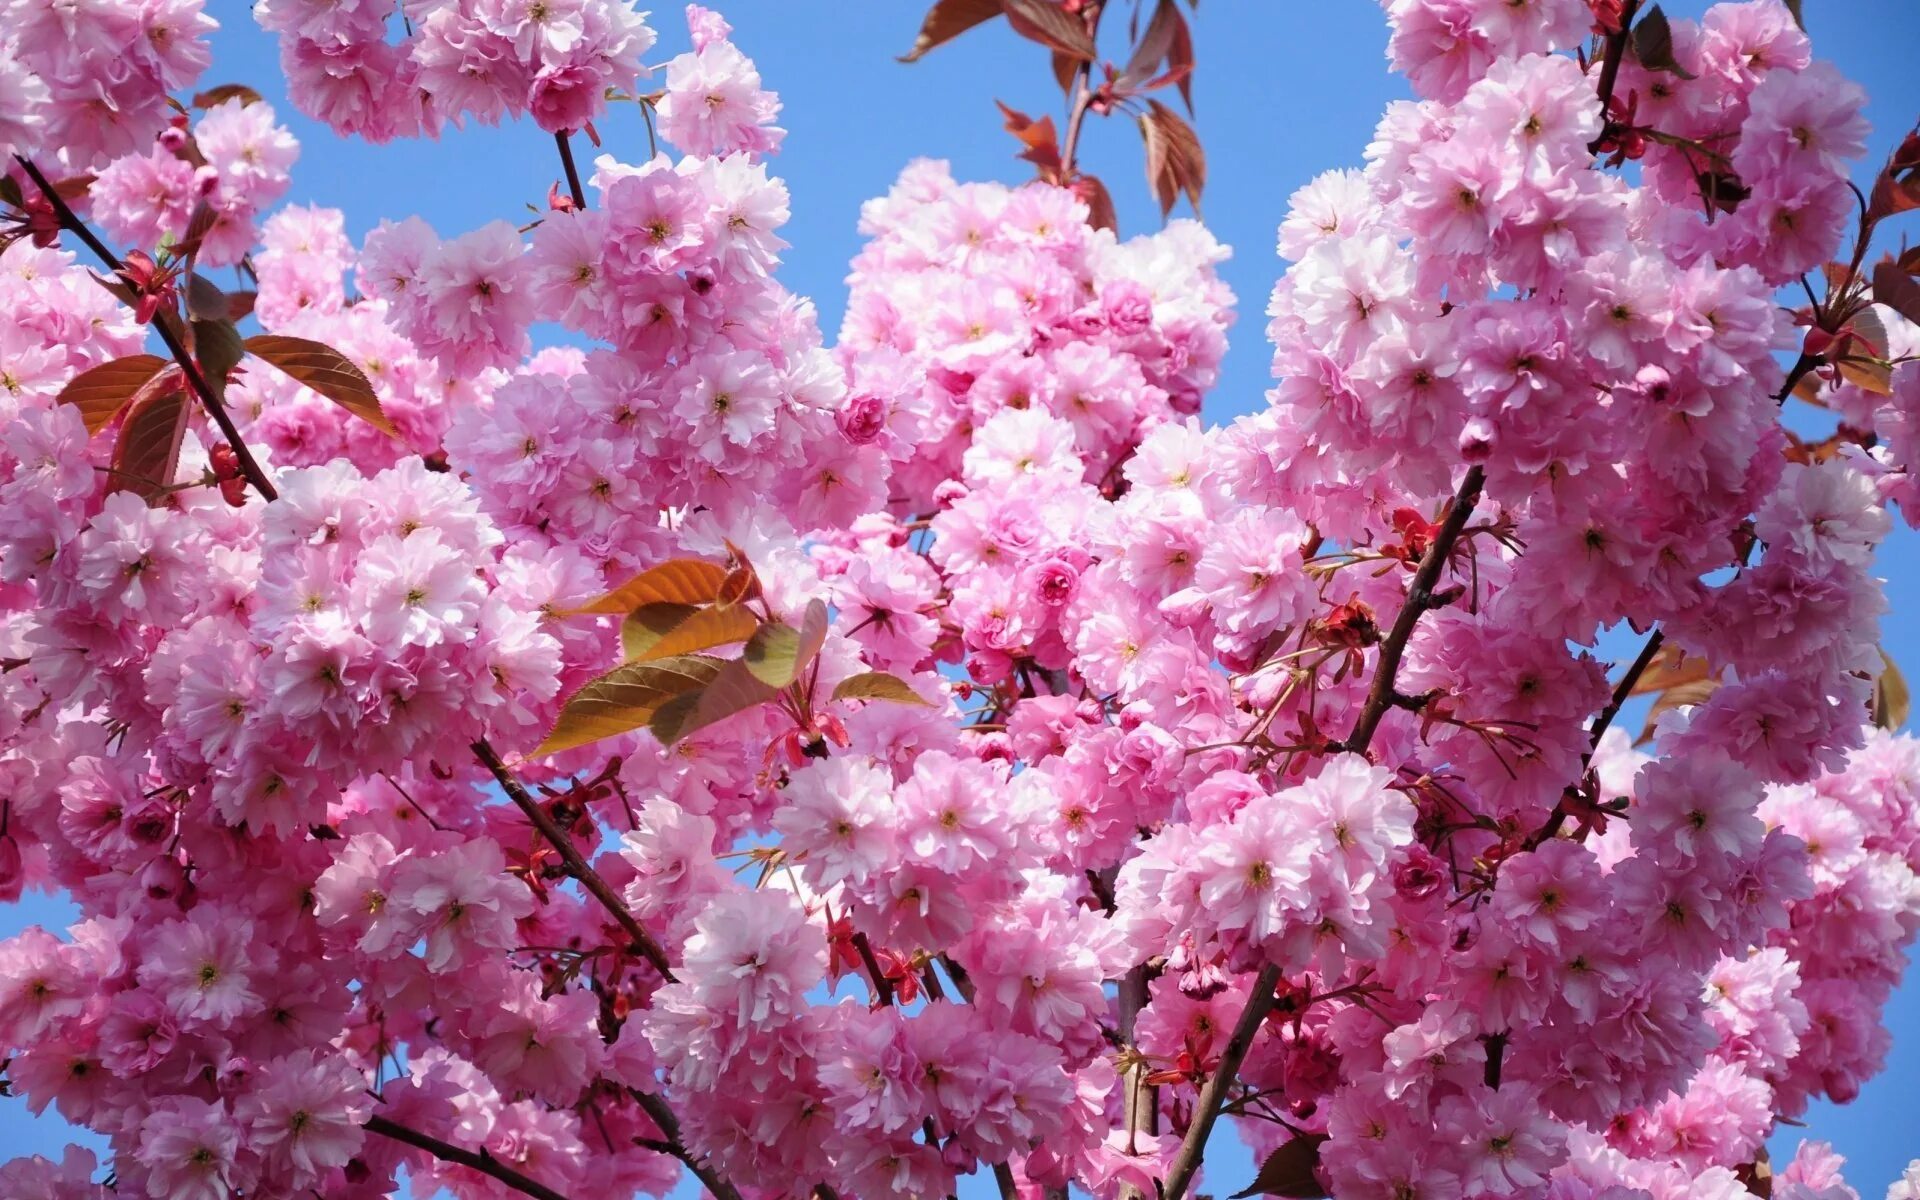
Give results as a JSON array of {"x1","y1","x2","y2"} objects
[
  {"x1": 1163, "y1": 467, "x2": 1487, "y2": 1200},
  {"x1": 555, "y1": 131, "x2": 589, "y2": 211},
  {"x1": 1343, "y1": 465, "x2": 1487, "y2": 753},
  {"x1": 1586, "y1": 0, "x2": 1643, "y2": 155},
  {"x1": 366, "y1": 1114, "x2": 571, "y2": 1200},
  {"x1": 471, "y1": 738, "x2": 676, "y2": 980},
  {"x1": 629, "y1": 1088, "x2": 747, "y2": 1200}
]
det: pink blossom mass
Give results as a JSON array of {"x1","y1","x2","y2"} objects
[{"x1": 2, "y1": 1, "x2": 1920, "y2": 1199}]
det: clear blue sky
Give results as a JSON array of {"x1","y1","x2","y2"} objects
[{"x1": 4, "y1": 1, "x2": 1918, "y2": 1194}]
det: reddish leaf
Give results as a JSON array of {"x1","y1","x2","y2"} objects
[
  {"x1": 1868, "y1": 129, "x2": 1920, "y2": 222},
  {"x1": 1074, "y1": 173, "x2": 1119, "y2": 233},
  {"x1": 1139, "y1": 99, "x2": 1206, "y2": 218},
  {"x1": 1234, "y1": 1133, "x2": 1330, "y2": 1199},
  {"x1": 898, "y1": 0, "x2": 1003, "y2": 61},
  {"x1": 57, "y1": 354, "x2": 171, "y2": 435},
  {"x1": 110, "y1": 381, "x2": 190, "y2": 503},
  {"x1": 715, "y1": 563, "x2": 762, "y2": 610},
  {"x1": 191, "y1": 84, "x2": 265, "y2": 109},
  {"x1": 1050, "y1": 50, "x2": 1080, "y2": 93},
  {"x1": 566, "y1": 560, "x2": 730, "y2": 616},
  {"x1": 998, "y1": 101, "x2": 1064, "y2": 175},
  {"x1": 242, "y1": 334, "x2": 397, "y2": 437},
  {"x1": 1631, "y1": 6, "x2": 1696, "y2": 78},
  {"x1": 1121, "y1": 0, "x2": 1195, "y2": 111},
  {"x1": 1002, "y1": 0, "x2": 1096, "y2": 60},
  {"x1": 1872, "y1": 261, "x2": 1920, "y2": 328}
]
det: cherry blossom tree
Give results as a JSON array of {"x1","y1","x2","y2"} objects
[{"x1": 2, "y1": 1, "x2": 1919, "y2": 1199}]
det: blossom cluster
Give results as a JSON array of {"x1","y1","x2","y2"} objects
[{"x1": 1, "y1": 2, "x2": 1918, "y2": 1200}]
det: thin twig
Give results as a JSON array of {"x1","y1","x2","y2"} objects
[
  {"x1": 366, "y1": 1114, "x2": 571, "y2": 1200},
  {"x1": 554, "y1": 131, "x2": 589, "y2": 210},
  {"x1": 471, "y1": 738, "x2": 676, "y2": 980}
]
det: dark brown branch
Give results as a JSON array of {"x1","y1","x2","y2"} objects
[
  {"x1": 1343, "y1": 466, "x2": 1487, "y2": 753},
  {"x1": 850, "y1": 930, "x2": 895, "y2": 1006},
  {"x1": 1165, "y1": 469, "x2": 1487, "y2": 1200},
  {"x1": 1586, "y1": 0, "x2": 1643, "y2": 155},
  {"x1": 366, "y1": 1114, "x2": 571, "y2": 1200},
  {"x1": 1588, "y1": 628, "x2": 1663, "y2": 752},
  {"x1": 15, "y1": 154, "x2": 278, "y2": 502},
  {"x1": 1160, "y1": 961, "x2": 1283, "y2": 1200},
  {"x1": 555, "y1": 132, "x2": 589, "y2": 211},
  {"x1": 471, "y1": 738, "x2": 675, "y2": 980},
  {"x1": 629, "y1": 1089, "x2": 746, "y2": 1200}
]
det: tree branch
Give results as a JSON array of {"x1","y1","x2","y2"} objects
[
  {"x1": 15, "y1": 154, "x2": 279, "y2": 502},
  {"x1": 1058, "y1": 3, "x2": 1104, "y2": 174},
  {"x1": 366, "y1": 1114, "x2": 571, "y2": 1200},
  {"x1": 471, "y1": 738, "x2": 676, "y2": 981},
  {"x1": 1160, "y1": 962, "x2": 1283, "y2": 1200},
  {"x1": 629, "y1": 1089, "x2": 747, "y2": 1200},
  {"x1": 1586, "y1": 0, "x2": 1643, "y2": 155},
  {"x1": 1343, "y1": 466, "x2": 1487, "y2": 753},
  {"x1": 555, "y1": 131, "x2": 589, "y2": 211},
  {"x1": 1163, "y1": 468, "x2": 1487, "y2": 1200}
]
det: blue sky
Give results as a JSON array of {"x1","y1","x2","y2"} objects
[{"x1": 4, "y1": 0, "x2": 1918, "y2": 1194}]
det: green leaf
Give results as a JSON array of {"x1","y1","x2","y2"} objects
[
  {"x1": 566, "y1": 560, "x2": 730, "y2": 616},
  {"x1": 535, "y1": 655, "x2": 726, "y2": 755},
  {"x1": 1875, "y1": 648, "x2": 1909, "y2": 730},
  {"x1": 624, "y1": 602, "x2": 760, "y2": 663},
  {"x1": 1234, "y1": 1134, "x2": 1330, "y2": 1199},
  {"x1": 742, "y1": 599, "x2": 829, "y2": 688},
  {"x1": 831, "y1": 672, "x2": 934, "y2": 707},
  {"x1": 242, "y1": 334, "x2": 397, "y2": 437},
  {"x1": 57, "y1": 354, "x2": 171, "y2": 435}
]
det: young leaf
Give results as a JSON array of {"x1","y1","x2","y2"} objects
[
  {"x1": 625, "y1": 602, "x2": 760, "y2": 663},
  {"x1": 1871, "y1": 261, "x2": 1920, "y2": 328},
  {"x1": 1122, "y1": 0, "x2": 1195, "y2": 111},
  {"x1": 1631, "y1": 6, "x2": 1697, "y2": 78},
  {"x1": 566, "y1": 560, "x2": 731, "y2": 615},
  {"x1": 831, "y1": 672, "x2": 934, "y2": 707},
  {"x1": 1626, "y1": 643, "x2": 1713, "y2": 697},
  {"x1": 185, "y1": 272, "x2": 231, "y2": 321},
  {"x1": 1002, "y1": 0, "x2": 1096, "y2": 60},
  {"x1": 57, "y1": 354, "x2": 171, "y2": 435},
  {"x1": 998, "y1": 101, "x2": 1064, "y2": 175},
  {"x1": 194, "y1": 317, "x2": 247, "y2": 393},
  {"x1": 898, "y1": 0, "x2": 1003, "y2": 61},
  {"x1": 1075, "y1": 173, "x2": 1119, "y2": 233},
  {"x1": 1636, "y1": 679, "x2": 1721, "y2": 745},
  {"x1": 110, "y1": 382, "x2": 190, "y2": 503},
  {"x1": 242, "y1": 334, "x2": 398, "y2": 437},
  {"x1": 1139, "y1": 100, "x2": 1206, "y2": 218},
  {"x1": 191, "y1": 83, "x2": 265, "y2": 109},
  {"x1": 1234, "y1": 1133, "x2": 1330, "y2": 1199},
  {"x1": 742, "y1": 599, "x2": 828, "y2": 688},
  {"x1": 1875, "y1": 648, "x2": 1909, "y2": 730},
  {"x1": 535, "y1": 655, "x2": 727, "y2": 754},
  {"x1": 660, "y1": 657, "x2": 782, "y2": 745},
  {"x1": 621, "y1": 602, "x2": 700, "y2": 660}
]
